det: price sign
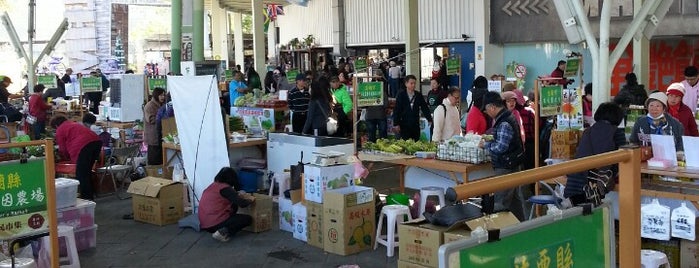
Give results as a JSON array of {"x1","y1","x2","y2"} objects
[
  {"x1": 80, "y1": 77, "x2": 102, "y2": 93},
  {"x1": 354, "y1": 58, "x2": 367, "y2": 71},
  {"x1": 446, "y1": 58, "x2": 461, "y2": 75},
  {"x1": 286, "y1": 69, "x2": 299, "y2": 83},
  {"x1": 357, "y1": 81, "x2": 384, "y2": 107},
  {"x1": 540, "y1": 85, "x2": 563, "y2": 117},
  {"x1": 564, "y1": 58, "x2": 580, "y2": 77},
  {"x1": 148, "y1": 76, "x2": 167, "y2": 93},
  {"x1": 37, "y1": 75, "x2": 57, "y2": 88},
  {"x1": 0, "y1": 159, "x2": 49, "y2": 240}
]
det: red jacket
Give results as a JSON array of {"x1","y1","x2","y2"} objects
[
  {"x1": 55, "y1": 121, "x2": 100, "y2": 163},
  {"x1": 668, "y1": 103, "x2": 699, "y2": 137},
  {"x1": 28, "y1": 93, "x2": 51, "y2": 123},
  {"x1": 198, "y1": 182, "x2": 232, "y2": 229},
  {"x1": 465, "y1": 107, "x2": 488, "y2": 135}
]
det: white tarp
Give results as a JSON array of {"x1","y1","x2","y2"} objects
[{"x1": 168, "y1": 75, "x2": 229, "y2": 211}]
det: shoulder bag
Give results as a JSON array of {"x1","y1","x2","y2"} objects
[{"x1": 316, "y1": 100, "x2": 338, "y2": 135}]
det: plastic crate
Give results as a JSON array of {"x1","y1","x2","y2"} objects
[
  {"x1": 57, "y1": 198, "x2": 96, "y2": 230},
  {"x1": 55, "y1": 178, "x2": 80, "y2": 209},
  {"x1": 436, "y1": 143, "x2": 490, "y2": 164},
  {"x1": 75, "y1": 224, "x2": 97, "y2": 251}
]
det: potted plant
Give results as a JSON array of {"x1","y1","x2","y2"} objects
[
  {"x1": 289, "y1": 38, "x2": 300, "y2": 50},
  {"x1": 303, "y1": 35, "x2": 315, "y2": 48}
]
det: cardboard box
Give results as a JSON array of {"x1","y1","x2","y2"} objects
[
  {"x1": 398, "y1": 219, "x2": 455, "y2": 267},
  {"x1": 681, "y1": 239, "x2": 698, "y2": 268},
  {"x1": 397, "y1": 260, "x2": 431, "y2": 268},
  {"x1": 303, "y1": 164, "x2": 355, "y2": 204},
  {"x1": 551, "y1": 129, "x2": 582, "y2": 145},
  {"x1": 279, "y1": 190, "x2": 302, "y2": 232},
  {"x1": 551, "y1": 144, "x2": 577, "y2": 159},
  {"x1": 443, "y1": 230, "x2": 471, "y2": 244},
  {"x1": 464, "y1": 211, "x2": 520, "y2": 231},
  {"x1": 127, "y1": 177, "x2": 184, "y2": 226},
  {"x1": 323, "y1": 186, "x2": 376, "y2": 256},
  {"x1": 239, "y1": 193, "x2": 273, "y2": 233},
  {"x1": 306, "y1": 201, "x2": 324, "y2": 249},
  {"x1": 642, "y1": 238, "x2": 680, "y2": 268},
  {"x1": 145, "y1": 165, "x2": 173, "y2": 180},
  {"x1": 292, "y1": 202, "x2": 308, "y2": 242}
]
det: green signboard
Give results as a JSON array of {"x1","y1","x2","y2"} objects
[
  {"x1": 0, "y1": 159, "x2": 49, "y2": 240},
  {"x1": 225, "y1": 69, "x2": 234, "y2": 81},
  {"x1": 148, "y1": 76, "x2": 167, "y2": 93},
  {"x1": 287, "y1": 69, "x2": 299, "y2": 83},
  {"x1": 354, "y1": 58, "x2": 367, "y2": 71},
  {"x1": 37, "y1": 75, "x2": 57, "y2": 88},
  {"x1": 540, "y1": 85, "x2": 563, "y2": 117},
  {"x1": 442, "y1": 206, "x2": 612, "y2": 268},
  {"x1": 446, "y1": 58, "x2": 460, "y2": 76},
  {"x1": 80, "y1": 77, "x2": 102, "y2": 93},
  {"x1": 357, "y1": 81, "x2": 384, "y2": 107},
  {"x1": 564, "y1": 58, "x2": 580, "y2": 77}
]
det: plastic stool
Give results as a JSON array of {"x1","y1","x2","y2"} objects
[
  {"x1": 374, "y1": 204, "x2": 412, "y2": 257},
  {"x1": 268, "y1": 172, "x2": 290, "y2": 197},
  {"x1": 41, "y1": 225, "x2": 80, "y2": 268},
  {"x1": 641, "y1": 249, "x2": 670, "y2": 268},
  {"x1": 419, "y1": 186, "x2": 446, "y2": 217}
]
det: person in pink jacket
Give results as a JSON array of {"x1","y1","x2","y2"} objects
[{"x1": 666, "y1": 82, "x2": 699, "y2": 136}]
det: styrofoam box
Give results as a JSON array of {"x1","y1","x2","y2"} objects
[
  {"x1": 57, "y1": 198, "x2": 96, "y2": 230},
  {"x1": 279, "y1": 197, "x2": 294, "y2": 232},
  {"x1": 303, "y1": 164, "x2": 354, "y2": 204},
  {"x1": 58, "y1": 224, "x2": 97, "y2": 253},
  {"x1": 292, "y1": 202, "x2": 307, "y2": 242},
  {"x1": 55, "y1": 178, "x2": 80, "y2": 209}
]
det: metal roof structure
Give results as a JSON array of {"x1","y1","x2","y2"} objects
[{"x1": 218, "y1": 0, "x2": 288, "y2": 13}]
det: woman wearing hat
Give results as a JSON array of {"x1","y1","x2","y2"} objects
[
  {"x1": 501, "y1": 90, "x2": 525, "y2": 144},
  {"x1": 666, "y1": 82, "x2": 698, "y2": 136},
  {"x1": 629, "y1": 91, "x2": 684, "y2": 151}
]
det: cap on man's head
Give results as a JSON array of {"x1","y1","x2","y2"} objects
[
  {"x1": 666, "y1": 82, "x2": 685, "y2": 97},
  {"x1": 273, "y1": 69, "x2": 280, "y2": 75},
  {"x1": 1, "y1": 76, "x2": 12, "y2": 84},
  {"x1": 295, "y1": 73, "x2": 307, "y2": 81}
]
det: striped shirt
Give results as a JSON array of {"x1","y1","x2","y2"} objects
[{"x1": 288, "y1": 87, "x2": 310, "y2": 113}]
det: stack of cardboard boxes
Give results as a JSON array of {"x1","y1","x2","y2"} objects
[
  {"x1": 397, "y1": 212, "x2": 519, "y2": 268},
  {"x1": 278, "y1": 162, "x2": 377, "y2": 256},
  {"x1": 550, "y1": 129, "x2": 582, "y2": 159}
]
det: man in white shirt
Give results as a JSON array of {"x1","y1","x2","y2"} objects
[
  {"x1": 388, "y1": 61, "x2": 402, "y2": 97},
  {"x1": 681, "y1": 66, "x2": 699, "y2": 116},
  {"x1": 432, "y1": 87, "x2": 461, "y2": 142}
]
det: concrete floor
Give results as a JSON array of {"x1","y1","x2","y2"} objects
[{"x1": 79, "y1": 162, "x2": 406, "y2": 268}]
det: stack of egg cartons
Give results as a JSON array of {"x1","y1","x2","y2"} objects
[{"x1": 55, "y1": 178, "x2": 98, "y2": 252}]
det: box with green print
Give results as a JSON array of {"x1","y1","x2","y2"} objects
[
  {"x1": 229, "y1": 107, "x2": 276, "y2": 132},
  {"x1": 303, "y1": 164, "x2": 355, "y2": 204}
]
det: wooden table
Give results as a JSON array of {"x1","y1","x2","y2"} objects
[
  {"x1": 162, "y1": 138, "x2": 267, "y2": 168},
  {"x1": 359, "y1": 152, "x2": 492, "y2": 192},
  {"x1": 640, "y1": 162, "x2": 699, "y2": 209}
]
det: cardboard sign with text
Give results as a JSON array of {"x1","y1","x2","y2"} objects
[{"x1": 323, "y1": 186, "x2": 375, "y2": 256}]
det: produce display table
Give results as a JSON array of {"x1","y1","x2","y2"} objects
[
  {"x1": 162, "y1": 138, "x2": 267, "y2": 168},
  {"x1": 358, "y1": 152, "x2": 493, "y2": 192},
  {"x1": 640, "y1": 162, "x2": 699, "y2": 209}
]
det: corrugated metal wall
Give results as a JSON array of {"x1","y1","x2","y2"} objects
[
  {"x1": 276, "y1": 0, "x2": 334, "y2": 47},
  {"x1": 345, "y1": 0, "x2": 480, "y2": 46}
]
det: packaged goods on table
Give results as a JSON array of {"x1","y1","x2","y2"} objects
[{"x1": 436, "y1": 134, "x2": 490, "y2": 164}]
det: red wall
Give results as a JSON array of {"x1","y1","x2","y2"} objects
[{"x1": 611, "y1": 39, "x2": 699, "y2": 96}]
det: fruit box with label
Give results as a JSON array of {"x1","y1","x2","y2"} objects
[
  {"x1": 127, "y1": 177, "x2": 184, "y2": 226},
  {"x1": 238, "y1": 193, "x2": 273, "y2": 233},
  {"x1": 304, "y1": 164, "x2": 355, "y2": 204},
  {"x1": 398, "y1": 219, "x2": 468, "y2": 267},
  {"x1": 322, "y1": 185, "x2": 376, "y2": 256},
  {"x1": 279, "y1": 190, "x2": 302, "y2": 232},
  {"x1": 306, "y1": 201, "x2": 324, "y2": 249},
  {"x1": 293, "y1": 202, "x2": 308, "y2": 242},
  {"x1": 551, "y1": 129, "x2": 582, "y2": 145},
  {"x1": 551, "y1": 144, "x2": 577, "y2": 159}
]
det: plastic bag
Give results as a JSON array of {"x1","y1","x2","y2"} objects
[
  {"x1": 671, "y1": 202, "x2": 696, "y2": 241},
  {"x1": 641, "y1": 199, "x2": 671, "y2": 240}
]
